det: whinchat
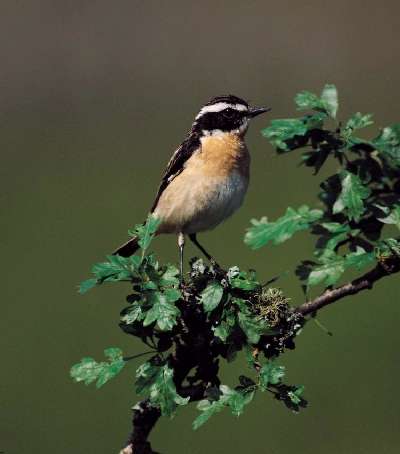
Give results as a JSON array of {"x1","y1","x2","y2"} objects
[{"x1": 113, "y1": 95, "x2": 270, "y2": 279}]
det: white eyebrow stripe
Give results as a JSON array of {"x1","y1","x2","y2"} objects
[{"x1": 195, "y1": 102, "x2": 248, "y2": 119}]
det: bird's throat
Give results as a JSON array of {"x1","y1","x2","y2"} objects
[{"x1": 197, "y1": 133, "x2": 250, "y2": 178}]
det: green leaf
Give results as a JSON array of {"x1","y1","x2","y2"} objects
[
  {"x1": 149, "y1": 365, "x2": 189, "y2": 416},
  {"x1": 213, "y1": 324, "x2": 230, "y2": 342},
  {"x1": 92, "y1": 256, "x2": 130, "y2": 281},
  {"x1": 159, "y1": 264, "x2": 180, "y2": 287},
  {"x1": 135, "y1": 360, "x2": 162, "y2": 394},
  {"x1": 233, "y1": 299, "x2": 265, "y2": 344},
  {"x1": 81, "y1": 254, "x2": 140, "y2": 289},
  {"x1": 373, "y1": 124, "x2": 400, "y2": 167},
  {"x1": 140, "y1": 215, "x2": 161, "y2": 250},
  {"x1": 193, "y1": 385, "x2": 254, "y2": 430},
  {"x1": 262, "y1": 111, "x2": 328, "y2": 152},
  {"x1": 229, "y1": 277, "x2": 259, "y2": 291},
  {"x1": 288, "y1": 385, "x2": 305, "y2": 405},
  {"x1": 237, "y1": 312, "x2": 262, "y2": 344},
  {"x1": 228, "y1": 267, "x2": 259, "y2": 291},
  {"x1": 164, "y1": 287, "x2": 181, "y2": 303},
  {"x1": 193, "y1": 395, "x2": 228, "y2": 430},
  {"x1": 121, "y1": 303, "x2": 143, "y2": 324},
  {"x1": 376, "y1": 238, "x2": 400, "y2": 258},
  {"x1": 143, "y1": 292, "x2": 180, "y2": 331},
  {"x1": 129, "y1": 214, "x2": 161, "y2": 252},
  {"x1": 141, "y1": 280, "x2": 158, "y2": 290},
  {"x1": 345, "y1": 248, "x2": 376, "y2": 269},
  {"x1": 378, "y1": 205, "x2": 400, "y2": 230},
  {"x1": 333, "y1": 171, "x2": 371, "y2": 222},
  {"x1": 295, "y1": 90, "x2": 325, "y2": 112},
  {"x1": 307, "y1": 252, "x2": 344, "y2": 287},
  {"x1": 317, "y1": 223, "x2": 360, "y2": 253},
  {"x1": 295, "y1": 84, "x2": 338, "y2": 119},
  {"x1": 199, "y1": 281, "x2": 224, "y2": 313},
  {"x1": 228, "y1": 388, "x2": 255, "y2": 417},
  {"x1": 344, "y1": 112, "x2": 374, "y2": 139},
  {"x1": 213, "y1": 308, "x2": 236, "y2": 342},
  {"x1": 302, "y1": 112, "x2": 327, "y2": 129},
  {"x1": 70, "y1": 347, "x2": 125, "y2": 388},
  {"x1": 136, "y1": 362, "x2": 189, "y2": 417},
  {"x1": 262, "y1": 118, "x2": 308, "y2": 151},
  {"x1": 79, "y1": 278, "x2": 98, "y2": 294},
  {"x1": 320, "y1": 222, "x2": 349, "y2": 233},
  {"x1": 306, "y1": 247, "x2": 375, "y2": 287},
  {"x1": 259, "y1": 362, "x2": 286, "y2": 390},
  {"x1": 245, "y1": 205, "x2": 323, "y2": 249},
  {"x1": 320, "y1": 84, "x2": 338, "y2": 119}
]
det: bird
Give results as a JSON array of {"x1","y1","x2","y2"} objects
[{"x1": 113, "y1": 94, "x2": 270, "y2": 281}]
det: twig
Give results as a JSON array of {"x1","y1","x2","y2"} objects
[
  {"x1": 123, "y1": 351, "x2": 156, "y2": 362},
  {"x1": 296, "y1": 258, "x2": 400, "y2": 316}
]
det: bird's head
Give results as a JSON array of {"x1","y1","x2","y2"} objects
[{"x1": 192, "y1": 95, "x2": 270, "y2": 137}]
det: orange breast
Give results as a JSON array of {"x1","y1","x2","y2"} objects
[
  {"x1": 153, "y1": 133, "x2": 250, "y2": 234},
  {"x1": 188, "y1": 133, "x2": 250, "y2": 178}
]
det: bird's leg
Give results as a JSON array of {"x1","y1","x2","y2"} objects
[
  {"x1": 178, "y1": 232, "x2": 185, "y2": 285},
  {"x1": 189, "y1": 234, "x2": 220, "y2": 268}
]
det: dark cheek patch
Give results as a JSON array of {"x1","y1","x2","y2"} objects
[{"x1": 194, "y1": 111, "x2": 243, "y2": 132}]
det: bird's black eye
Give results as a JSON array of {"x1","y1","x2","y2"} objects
[{"x1": 223, "y1": 108, "x2": 235, "y2": 118}]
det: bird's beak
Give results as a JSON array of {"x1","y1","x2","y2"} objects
[{"x1": 248, "y1": 106, "x2": 271, "y2": 118}]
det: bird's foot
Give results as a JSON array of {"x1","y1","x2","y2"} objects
[
  {"x1": 179, "y1": 276, "x2": 191, "y2": 292},
  {"x1": 179, "y1": 277, "x2": 186, "y2": 289}
]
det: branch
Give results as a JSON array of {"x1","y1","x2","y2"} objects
[
  {"x1": 120, "y1": 322, "x2": 211, "y2": 454},
  {"x1": 120, "y1": 400, "x2": 161, "y2": 454},
  {"x1": 120, "y1": 255, "x2": 400, "y2": 453},
  {"x1": 120, "y1": 383, "x2": 207, "y2": 454},
  {"x1": 296, "y1": 257, "x2": 400, "y2": 316}
]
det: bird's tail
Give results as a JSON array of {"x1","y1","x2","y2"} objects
[{"x1": 112, "y1": 236, "x2": 140, "y2": 257}]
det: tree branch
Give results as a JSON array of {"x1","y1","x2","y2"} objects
[
  {"x1": 120, "y1": 400, "x2": 161, "y2": 454},
  {"x1": 120, "y1": 317, "x2": 212, "y2": 454},
  {"x1": 296, "y1": 257, "x2": 400, "y2": 316},
  {"x1": 120, "y1": 384, "x2": 207, "y2": 454},
  {"x1": 120, "y1": 255, "x2": 400, "y2": 454}
]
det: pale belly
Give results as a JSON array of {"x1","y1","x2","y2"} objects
[{"x1": 153, "y1": 169, "x2": 249, "y2": 234}]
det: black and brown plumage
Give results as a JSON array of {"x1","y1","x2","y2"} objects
[{"x1": 113, "y1": 95, "x2": 270, "y2": 279}]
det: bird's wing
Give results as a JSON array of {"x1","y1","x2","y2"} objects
[{"x1": 150, "y1": 134, "x2": 201, "y2": 212}]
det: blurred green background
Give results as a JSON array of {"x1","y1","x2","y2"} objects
[{"x1": 2, "y1": 1, "x2": 400, "y2": 453}]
